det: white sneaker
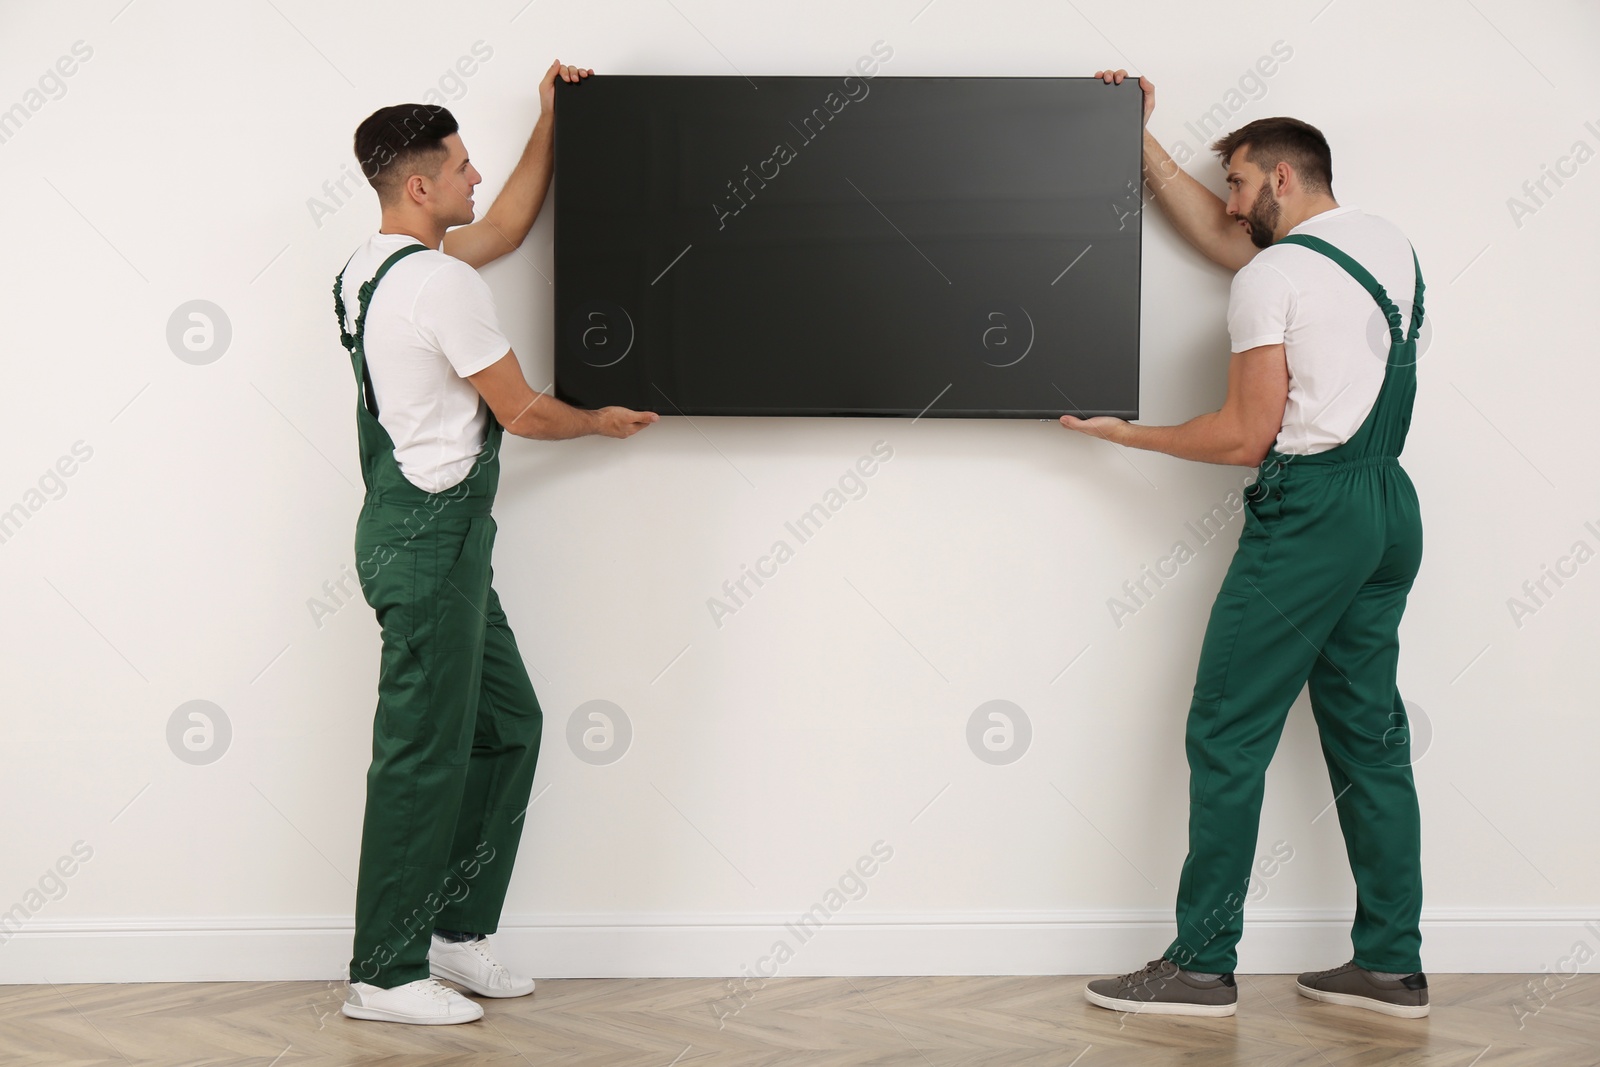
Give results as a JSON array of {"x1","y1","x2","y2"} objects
[
  {"x1": 429, "y1": 933, "x2": 536, "y2": 998},
  {"x1": 340, "y1": 977, "x2": 484, "y2": 1025}
]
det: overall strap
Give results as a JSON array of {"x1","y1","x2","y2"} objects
[
  {"x1": 331, "y1": 242, "x2": 428, "y2": 418},
  {"x1": 1276, "y1": 234, "x2": 1425, "y2": 346},
  {"x1": 331, "y1": 250, "x2": 359, "y2": 353},
  {"x1": 1405, "y1": 246, "x2": 1425, "y2": 343}
]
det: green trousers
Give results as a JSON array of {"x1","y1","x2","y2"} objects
[
  {"x1": 1164, "y1": 234, "x2": 1427, "y2": 975},
  {"x1": 347, "y1": 508, "x2": 544, "y2": 987}
]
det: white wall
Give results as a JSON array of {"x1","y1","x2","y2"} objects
[{"x1": 2, "y1": 0, "x2": 1597, "y2": 984}]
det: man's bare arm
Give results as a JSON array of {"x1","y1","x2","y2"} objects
[
  {"x1": 1060, "y1": 343, "x2": 1288, "y2": 466},
  {"x1": 442, "y1": 60, "x2": 590, "y2": 270},
  {"x1": 1096, "y1": 69, "x2": 1258, "y2": 273},
  {"x1": 467, "y1": 351, "x2": 658, "y2": 440},
  {"x1": 1141, "y1": 129, "x2": 1258, "y2": 272}
]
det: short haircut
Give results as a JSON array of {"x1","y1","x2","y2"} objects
[
  {"x1": 352, "y1": 104, "x2": 459, "y2": 204},
  {"x1": 1211, "y1": 117, "x2": 1333, "y2": 196}
]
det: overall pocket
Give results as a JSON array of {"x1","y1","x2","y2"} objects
[{"x1": 411, "y1": 516, "x2": 493, "y2": 650}]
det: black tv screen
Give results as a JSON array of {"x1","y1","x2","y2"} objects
[{"x1": 553, "y1": 74, "x2": 1141, "y2": 419}]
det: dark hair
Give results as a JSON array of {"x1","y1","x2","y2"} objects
[
  {"x1": 353, "y1": 104, "x2": 459, "y2": 203},
  {"x1": 1211, "y1": 117, "x2": 1333, "y2": 196}
]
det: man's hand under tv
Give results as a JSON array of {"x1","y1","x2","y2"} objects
[
  {"x1": 1058, "y1": 342, "x2": 1289, "y2": 467},
  {"x1": 1059, "y1": 414, "x2": 1130, "y2": 446},
  {"x1": 1094, "y1": 68, "x2": 1153, "y2": 127},
  {"x1": 468, "y1": 352, "x2": 658, "y2": 441},
  {"x1": 595, "y1": 406, "x2": 660, "y2": 439}
]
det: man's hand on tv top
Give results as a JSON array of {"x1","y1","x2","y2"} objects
[
  {"x1": 1094, "y1": 68, "x2": 1153, "y2": 127},
  {"x1": 594, "y1": 406, "x2": 660, "y2": 439},
  {"x1": 441, "y1": 60, "x2": 591, "y2": 270},
  {"x1": 1097, "y1": 68, "x2": 1256, "y2": 272},
  {"x1": 542, "y1": 58, "x2": 593, "y2": 116}
]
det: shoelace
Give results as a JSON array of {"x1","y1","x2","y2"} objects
[
  {"x1": 411, "y1": 978, "x2": 462, "y2": 1001},
  {"x1": 1119, "y1": 959, "x2": 1174, "y2": 987},
  {"x1": 458, "y1": 939, "x2": 514, "y2": 985},
  {"x1": 1305, "y1": 960, "x2": 1358, "y2": 981}
]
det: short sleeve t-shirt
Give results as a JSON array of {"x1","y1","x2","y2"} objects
[
  {"x1": 1226, "y1": 205, "x2": 1418, "y2": 455},
  {"x1": 337, "y1": 232, "x2": 511, "y2": 492}
]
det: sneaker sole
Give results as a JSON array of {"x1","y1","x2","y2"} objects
[
  {"x1": 432, "y1": 964, "x2": 536, "y2": 999},
  {"x1": 1084, "y1": 987, "x2": 1237, "y2": 1017},
  {"x1": 340, "y1": 1002, "x2": 484, "y2": 1025},
  {"x1": 1294, "y1": 981, "x2": 1429, "y2": 1018}
]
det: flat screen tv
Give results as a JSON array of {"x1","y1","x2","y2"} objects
[{"x1": 553, "y1": 74, "x2": 1141, "y2": 419}]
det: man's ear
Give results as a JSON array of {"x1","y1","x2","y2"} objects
[{"x1": 1276, "y1": 161, "x2": 1294, "y2": 196}]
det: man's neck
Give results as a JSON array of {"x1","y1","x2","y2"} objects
[
  {"x1": 1279, "y1": 197, "x2": 1342, "y2": 235},
  {"x1": 377, "y1": 213, "x2": 443, "y2": 250}
]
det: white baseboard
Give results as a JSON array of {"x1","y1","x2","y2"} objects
[{"x1": 3, "y1": 910, "x2": 1597, "y2": 984}]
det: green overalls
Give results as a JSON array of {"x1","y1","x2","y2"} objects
[
  {"x1": 1165, "y1": 234, "x2": 1427, "y2": 975},
  {"x1": 333, "y1": 242, "x2": 545, "y2": 988}
]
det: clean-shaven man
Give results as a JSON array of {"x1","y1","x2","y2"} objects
[
  {"x1": 332, "y1": 60, "x2": 658, "y2": 1026},
  {"x1": 1066, "y1": 69, "x2": 1429, "y2": 1019}
]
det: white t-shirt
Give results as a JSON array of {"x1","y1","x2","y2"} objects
[
  {"x1": 1227, "y1": 205, "x2": 1418, "y2": 455},
  {"x1": 337, "y1": 232, "x2": 511, "y2": 492}
]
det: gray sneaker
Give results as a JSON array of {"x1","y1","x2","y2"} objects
[
  {"x1": 1295, "y1": 961, "x2": 1429, "y2": 1018},
  {"x1": 1085, "y1": 958, "x2": 1238, "y2": 1017}
]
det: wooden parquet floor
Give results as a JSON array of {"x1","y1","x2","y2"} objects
[{"x1": 1, "y1": 973, "x2": 1594, "y2": 1066}]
